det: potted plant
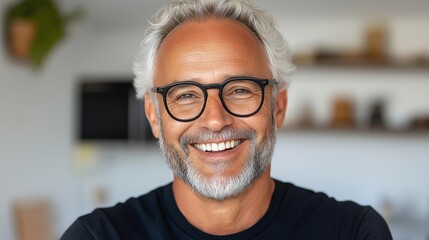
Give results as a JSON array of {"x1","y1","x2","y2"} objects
[{"x1": 4, "y1": 0, "x2": 81, "y2": 68}]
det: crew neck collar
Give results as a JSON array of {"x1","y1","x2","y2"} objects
[{"x1": 162, "y1": 179, "x2": 287, "y2": 239}]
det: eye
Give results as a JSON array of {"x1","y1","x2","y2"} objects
[
  {"x1": 172, "y1": 90, "x2": 203, "y2": 104},
  {"x1": 233, "y1": 88, "x2": 251, "y2": 94},
  {"x1": 228, "y1": 87, "x2": 253, "y2": 97},
  {"x1": 176, "y1": 93, "x2": 196, "y2": 101},
  {"x1": 224, "y1": 80, "x2": 260, "y2": 98},
  {"x1": 167, "y1": 85, "x2": 203, "y2": 104}
]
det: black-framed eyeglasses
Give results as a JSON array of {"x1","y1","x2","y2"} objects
[{"x1": 151, "y1": 77, "x2": 277, "y2": 122}]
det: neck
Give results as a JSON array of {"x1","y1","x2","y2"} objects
[{"x1": 172, "y1": 168, "x2": 275, "y2": 235}]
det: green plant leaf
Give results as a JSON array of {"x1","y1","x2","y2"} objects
[{"x1": 5, "y1": 0, "x2": 78, "y2": 68}]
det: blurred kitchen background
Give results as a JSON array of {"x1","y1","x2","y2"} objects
[{"x1": 1, "y1": 0, "x2": 429, "y2": 239}]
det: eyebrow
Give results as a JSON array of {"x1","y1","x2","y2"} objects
[{"x1": 172, "y1": 73, "x2": 261, "y2": 83}]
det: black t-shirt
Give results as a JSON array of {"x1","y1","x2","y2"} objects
[{"x1": 61, "y1": 180, "x2": 392, "y2": 240}]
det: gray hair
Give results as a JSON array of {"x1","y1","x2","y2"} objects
[{"x1": 133, "y1": 0, "x2": 295, "y2": 99}]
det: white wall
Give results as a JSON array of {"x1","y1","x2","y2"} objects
[
  {"x1": 1, "y1": 1, "x2": 429, "y2": 240},
  {"x1": 0, "y1": 18, "x2": 91, "y2": 240}
]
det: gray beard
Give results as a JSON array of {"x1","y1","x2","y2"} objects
[{"x1": 157, "y1": 119, "x2": 277, "y2": 201}]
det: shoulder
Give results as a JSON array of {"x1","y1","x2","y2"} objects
[
  {"x1": 87, "y1": 183, "x2": 168, "y2": 225},
  {"x1": 277, "y1": 181, "x2": 372, "y2": 217},
  {"x1": 354, "y1": 206, "x2": 393, "y2": 240},
  {"x1": 273, "y1": 180, "x2": 392, "y2": 239},
  {"x1": 61, "y1": 183, "x2": 172, "y2": 240}
]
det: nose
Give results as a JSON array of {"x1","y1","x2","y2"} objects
[{"x1": 197, "y1": 90, "x2": 233, "y2": 131}]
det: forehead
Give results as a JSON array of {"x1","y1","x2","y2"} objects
[{"x1": 154, "y1": 18, "x2": 271, "y2": 85}]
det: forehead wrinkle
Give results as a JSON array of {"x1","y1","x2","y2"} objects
[
  {"x1": 168, "y1": 72, "x2": 264, "y2": 85},
  {"x1": 185, "y1": 52, "x2": 264, "y2": 66}
]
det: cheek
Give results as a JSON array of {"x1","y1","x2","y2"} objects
[
  {"x1": 242, "y1": 106, "x2": 274, "y2": 142},
  {"x1": 256, "y1": 96, "x2": 275, "y2": 138},
  {"x1": 160, "y1": 116, "x2": 190, "y2": 146},
  {"x1": 156, "y1": 99, "x2": 182, "y2": 139}
]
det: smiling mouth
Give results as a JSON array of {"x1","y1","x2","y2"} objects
[{"x1": 193, "y1": 139, "x2": 243, "y2": 152}]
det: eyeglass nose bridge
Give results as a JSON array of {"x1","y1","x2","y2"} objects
[
  {"x1": 200, "y1": 82, "x2": 225, "y2": 101},
  {"x1": 200, "y1": 83, "x2": 222, "y2": 95},
  {"x1": 195, "y1": 82, "x2": 230, "y2": 120}
]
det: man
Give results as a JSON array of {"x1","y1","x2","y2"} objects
[{"x1": 62, "y1": 0, "x2": 392, "y2": 239}]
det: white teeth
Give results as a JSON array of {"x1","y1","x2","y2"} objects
[
  {"x1": 194, "y1": 140, "x2": 241, "y2": 152},
  {"x1": 219, "y1": 142, "x2": 225, "y2": 151}
]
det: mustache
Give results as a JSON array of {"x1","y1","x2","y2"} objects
[
  {"x1": 179, "y1": 127, "x2": 256, "y2": 152},
  {"x1": 180, "y1": 127, "x2": 256, "y2": 144}
]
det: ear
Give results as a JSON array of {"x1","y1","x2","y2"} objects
[
  {"x1": 274, "y1": 90, "x2": 288, "y2": 128},
  {"x1": 144, "y1": 94, "x2": 160, "y2": 139}
]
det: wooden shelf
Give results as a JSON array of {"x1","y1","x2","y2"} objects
[
  {"x1": 280, "y1": 126, "x2": 429, "y2": 136},
  {"x1": 294, "y1": 58, "x2": 429, "y2": 71}
]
